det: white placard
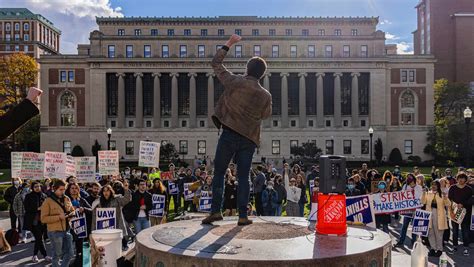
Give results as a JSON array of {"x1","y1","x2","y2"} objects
[
  {"x1": 44, "y1": 151, "x2": 68, "y2": 179},
  {"x1": 11, "y1": 152, "x2": 23, "y2": 178},
  {"x1": 98, "y1": 151, "x2": 119, "y2": 176},
  {"x1": 75, "y1": 157, "x2": 96, "y2": 183},
  {"x1": 138, "y1": 141, "x2": 160, "y2": 168}
]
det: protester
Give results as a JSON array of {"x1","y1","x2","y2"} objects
[
  {"x1": 148, "y1": 178, "x2": 168, "y2": 226},
  {"x1": 395, "y1": 174, "x2": 423, "y2": 247},
  {"x1": 262, "y1": 180, "x2": 279, "y2": 216},
  {"x1": 296, "y1": 174, "x2": 307, "y2": 217},
  {"x1": 374, "y1": 181, "x2": 390, "y2": 233},
  {"x1": 183, "y1": 168, "x2": 197, "y2": 212},
  {"x1": 24, "y1": 181, "x2": 50, "y2": 263},
  {"x1": 286, "y1": 178, "x2": 301, "y2": 217},
  {"x1": 273, "y1": 175, "x2": 287, "y2": 216},
  {"x1": 282, "y1": 163, "x2": 291, "y2": 193},
  {"x1": 13, "y1": 183, "x2": 29, "y2": 243},
  {"x1": 345, "y1": 177, "x2": 362, "y2": 196},
  {"x1": 253, "y1": 165, "x2": 266, "y2": 216},
  {"x1": 5, "y1": 177, "x2": 22, "y2": 231},
  {"x1": 40, "y1": 179, "x2": 75, "y2": 267},
  {"x1": 129, "y1": 179, "x2": 153, "y2": 234},
  {"x1": 85, "y1": 182, "x2": 101, "y2": 206},
  {"x1": 224, "y1": 173, "x2": 238, "y2": 216}
]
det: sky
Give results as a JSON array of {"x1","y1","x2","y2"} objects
[{"x1": 1, "y1": 0, "x2": 419, "y2": 54}]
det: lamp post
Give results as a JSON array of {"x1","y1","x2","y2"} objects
[
  {"x1": 369, "y1": 127, "x2": 374, "y2": 167},
  {"x1": 107, "y1": 128, "x2": 112, "y2": 150},
  {"x1": 464, "y1": 107, "x2": 472, "y2": 167}
]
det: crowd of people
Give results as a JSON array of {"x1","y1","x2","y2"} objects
[{"x1": 1, "y1": 160, "x2": 473, "y2": 265}]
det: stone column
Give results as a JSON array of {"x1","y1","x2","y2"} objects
[
  {"x1": 152, "y1": 73, "x2": 161, "y2": 128},
  {"x1": 134, "y1": 72, "x2": 143, "y2": 128},
  {"x1": 351, "y1": 72, "x2": 360, "y2": 128},
  {"x1": 116, "y1": 73, "x2": 125, "y2": 128},
  {"x1": 188, "y1": 73, "x2": 197, "y2": 128},
  {"x1": 298, "y1": 72, "x2": 307, "y2": 128},
  {"x1": 171, "y1": 73, "x2": 179, "y2": 128},
  {"x1": 263, "y1": 73, "x2": 271, "y2": 128},
  {"x1": 206, "y1": 73, "x2": 215, "y2": 128},
  {"x1": 333, "y1": 73, "x2": 342, "y2": 127},
  {"x1": 316, "y1": 72, "x2": 325, "y2": 127},
  {"x1": 280, "y1": 73, "x2": 289, "y2": 128}
]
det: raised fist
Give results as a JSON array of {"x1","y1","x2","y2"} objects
[
  {"x1": 26, "y1": 87, "x2": 43, "y2": 104},
  {"x1": 225, "y1": 34, "x2": 242, "y2": 47}
]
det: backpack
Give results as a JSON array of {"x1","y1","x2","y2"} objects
[{"x1": 5, "y1": 229, "x2": 19, "y2": 247}]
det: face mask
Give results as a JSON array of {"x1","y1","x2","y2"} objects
[
  {"x1": 347, "y1": 184, "x2": 355, "y2": 190},
  {"x1": 137, "y1": 172, "x2": 142, "y2": 176},
  {"x1": 13, "y1": 181, "x2": 19, "y2": 186},
  {"x1": 125, "y1": 170, "x2": 130, "y2": 175},
  {"x1": 267, "y1": 185, "x2": 273, "y2": 190},
  {"x1": 378, "y1": 185, "x2": 386, "y2": 190}
]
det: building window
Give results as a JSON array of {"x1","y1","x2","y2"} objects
[
  {"x1": 325, "y1": 140, "x2": 334, "y2": 154},
  {"x1": 272, "y1": 140, "x2": 280, "y2": 155},
  {"x1": 108, "y1": 45, "x2": 115, "y2": 58},
  {"x1": 179, "y1": 140, "x2": 188, "y2": 154},
  {"x1": 14, "y1": 34, "x2": 19, "y2": 41},
  {"x1": 218, "y1": 29, "x2": 225, "y2": 36},
  {"x1": 409, "y1": 70, "x2": 415, "y2": 82},
  {"x1": 14, "y1": 45, "x2": 19, "y2": 52},
  {"x1": 302, "y1": 29, "x2": 309, "y2": 36},
  {"x1": 325, "y1": 45, "x2": 332, "y2": 57},
  {"x1": 109, "y1": 140, "x2": 116, "y2": 150},
  {"x1": 343, "y1": 120, "x2": 349, "y2": 127},
  {"x1": 24, "y1": 45, "x2": 28, "y2": 52},
  {"x1": 235, "y1": 29, "x2": 242, "y2": 35},
  {"x1": 126, "y1": 141, "x2": 134, "y2": 155},
  {"x1": 59, "y1": 91, "x2": 76, "y2": 127},
  {"x1": 290, "y1": 140, "x2": 299, "y2": 154},
  {"x1": 343, "y1": 140, "x2": 352, "y2": 154},
  {"x1": 60, "y1": 71, "x2": 67, "y2": 82},
  {"x1": 290, "y1": 45, "x2": 297, "y2": 58},
  {"x1": 325, "y1": 120, "x2": 331, "y2": 127},
  {"x1": 146, "y1": 120, "x2": 152, "y2": 127},
  {"x1": 128, "y1": 120, "x2": 134, "y2": 127},
  {"x1": 290, "y1": 120, "x2": 296, "y2": 127},
  {"x1": 235, "y1": 45, "x2": 242, "y2": 58},
  {"x1": 269, "y1": 29, "x2": 276, "y2": 36},
  {"x1": 167, "y1": 29, "x2": 174, "y2": 36},
  {"x1": 360, "y1": 45, "x2": 368, "y2": 57},
  {"x1": 184, "y1": 29, "x2": 191, "y2": 36},
  {"x1": 254, "y1": 45, "x2": 261, "y2": 56},
  {"x1": 126, "y1": 45, "x2": 133, "y2": 58},
  {"x1": 285, "y1": 29, "x2": 292, "y2": 36},
  {"x1": 144, "y1": 45, "x2": 151, "y2": 58},
  {"x1": 318, "y1": 29, "x2": 325, "y2": 36},
  {"x1": 134, "y1": 29, "x2": 141, "y2": 36},
  {"x1": 361, "y1": 120, "x2": 366, "y2": 127},
  {"x1": 308, "y1": 120, "x2": 314, "y2": 127},
  {"x1": 14, "y1": 23, "x2": 20, "y2": 31},
  {"x1": 199, "y1": 120, "x2": 205, "y2": 127},
  {"x1": 180, "y1": 45, "x2": 187, "y2": 57},
  {"x1": 118, "y1": 29, "x2": 125, "y2": 36},
  {"x1": 351, "y1": 29, "x2": 358, "y2": 36},
  {"x1": 5, "y1": 34, "x2": 11, "y2": 41},
  {"x1": 63, "y1": 141, "x2": 72, "y2": 154},
  {"x1": 404, "y1": 140, "x2": 413, "y2": 154},
  {"x1": 151, "y1": 29, "x2": 158, "y2": 36},
  {"x1": 68, "y1": 71, "x2": 74, "y2": 82},
  {"x1": 164, "y1": 120, "x2": 170, "y2": 128},
  {"x1": 273, "y1": 120, "x2": 278, "y2": 127},
  {"x1": 361, "y1": 140, "x2": 369, "y2": 154},
  {"x1": 252, "y1": 29, "x2": 259, "y2": 36},
  {"x1": 201, "y1": 29, "x2": 208, "y2": 36},
  {"x1": 162, "y1": 45, "x2": 169, "y2": 57},
  {"x1": 308, "y1": 45, "x2": 315, "y2": 57},
  {"x1": 198, "y1": 140, "x2": 206, "y2": 155},
  {"x1": 198, "y1": 45, "x2": 205, "y2": 58},
  {"x1": 5, "y1": 23, "x2": 11, "y2": 31},
  {"x1": 400, "y1": 90, "x2": 415, "y2": 125},
  {"x1": 272, "y1": 45, "x2": 279, "y2": 58},
  {"x1": 181, "y1": 120, "x2": 187, "y2": 127},
  {"x1": 343, "y1": 45, "x2": 350, "y2": 57},
  {"x1": 24, "y1": 34, "x2": 29, "y2": 41},
  {"x1": 334, "y1": 29, "x2": 342, "y2": 36}
]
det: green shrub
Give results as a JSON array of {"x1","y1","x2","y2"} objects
[
  {"x1": 0, "y1": 201, "x2": 9, "y2": 211},
  {"x1": 389, "y1": 148, "x2": 403, "y2": 165}
]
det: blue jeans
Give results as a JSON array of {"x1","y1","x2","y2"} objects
[
  {"x1": 399, "y1": 216, "x2": 416, "y2": 245},
  {"x1": 133, "y1": 217, "x2": 150, "y2": 234},
  {"x1": 276, "y1": 205, "x2": 283, "y2": 216},
  {"x1": 211, "y1": 128, "x2": 257, "y2": 218},
  {"x1": 49, "y1": 231, "x2": 74, "y2": 267},
  {"x1": 298, "y1": 202, "x2": 305, "y2": 217}
]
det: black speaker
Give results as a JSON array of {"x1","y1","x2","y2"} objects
[{"x1": 319, "y1": 155, "x2": 346, "y2": 194}]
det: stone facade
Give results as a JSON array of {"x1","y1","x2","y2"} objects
[{"x1": 39, "y1": 16, "x2": 435, "y2": 164}]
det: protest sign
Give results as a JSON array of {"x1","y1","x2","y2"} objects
[
  {"x1": 20, "y1": 152, "x2": 44, "y2": 180},
  {"x1": 75, "y1": 157, "x2": 96, "y2": 183},
  {"x1": 199, "y1": 191, "x2": 212, "y2": 212},
  {"x1": 70, "y1": 211, "x2": 87, "y2": 238},
  {"x1": 11, "y1": 152, "x2": 23, "y2": 178},
  {"x1": 98, "y1": 151, "x2": 119, "y2": 176},
  {"x1": 345, "y1": 194, "x2": 376, "y2": 227},
  {"x1": 44, "y1": 151, "x2": 69, "y2": 179},
  {"x1": 149, "y1": 194, "x2": 166, "y2": 217},
  {"x1": 161, "y1": 171, "x2": 174, "y2": 180},
  {"x1": 471, "y1": 206, "x2": 474, "y2": 231},
  {"x1": 96, "y1": 208, "x2": 116, "y2": 230},
  {"x1": 309, "y1": 180, "x2": 314, "y2": 196},
  {"x1": 372, "y1": 189, "x2": 422, "y2": 214},
  {"x1": 412, "y1": 209, "x2": 431, "y2": 237},
  {"x1": 65, "y1": 155, "x2": 76, "y2": 177},
  {"x1": 168, "y1": 181, "x2": 179, "y2": 195},
  {"x1": 184, "y1": 183, "x2": 195, "y2": 201},
  {"x1": 138, "y1": 141, "x2": 160, "y2": 168},
  {"x1": 452, "y1": 206, "x2": 467, "y2": 225}
]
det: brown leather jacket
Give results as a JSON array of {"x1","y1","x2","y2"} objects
[{"x1": 211, "y1": 47, "x2": 272, "y2": 146}]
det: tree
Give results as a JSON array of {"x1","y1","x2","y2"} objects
[
  {"x1": 0, "y1": 53, "x2": 38, "y2": 149},
  {"x1": 14, "y1": 115, "x2": 40, "y2": 151},
  {"x1": 301, "y1": 141, "x2": 322, "y2": 159},
  {"x1": 91, "y1": 140, "x2": 101, "y2": 160},
  {"x1": 160, "y1": 142, "x2": 178, "y2": 164},
  {"x1": 71, "y1": 145, "x2": 85, "y2": 157},
  {"x1": 389, "y1": 148, "x2": 403, "y2": 165},
  {"x1": 374, "y1": 138, "x2": 383, "y2": 165}
]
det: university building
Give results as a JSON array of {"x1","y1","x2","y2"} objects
[{"x1": 39, "y1": 16, "x2": 435, "y2": 163}]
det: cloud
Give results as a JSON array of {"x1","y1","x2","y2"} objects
[
  {"x1": 2, "y1": 0, "x2": 123, "y2": 53},
  {"x1": 385, "y1": 32, "x2": 400, "y2": 40},
  {"x1": 379, "y1": 19, "x2": 392, "y2": 25},
  {"x1": 395, "y1": 42, "x2": 414, "y2": 55}
]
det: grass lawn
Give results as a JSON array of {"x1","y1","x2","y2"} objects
[{"x1": 0, "y1": 169, "x2": 11, "y2": 183}]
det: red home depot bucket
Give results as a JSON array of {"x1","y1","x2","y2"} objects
[{"x1": 316, "y1": 193, "x2": 347, "y2": 236}]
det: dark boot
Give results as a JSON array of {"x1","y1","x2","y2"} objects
[
  {"x1": 201, "y1": 213, "x2": 223, "y2": 225},
  {"x1": 237, "y1": 217, "x2": 253, "y2": 226}
]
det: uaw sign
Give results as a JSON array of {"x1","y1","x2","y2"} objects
[
  {"x1": 346, "y1": 195, "x2": 376, "y2": 227},
  {"x1": 412, "y1": 209, "x2": 431, "y2": 237},
  {"x1": 96, "y1": 208, "x2": 116, "y2": 230}
]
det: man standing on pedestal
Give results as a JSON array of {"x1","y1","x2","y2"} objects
[{"x1": 202, "y1": 34, "x2": 272, "y2": 226}]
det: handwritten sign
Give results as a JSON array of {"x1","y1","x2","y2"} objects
[
  {"x1": 11, "y1": 152, "x2": 23, "y2": 178},
  {"x1": 168, "y1": 181, "x2": 179, "y2": 195},
  {"x1": 161, "y1": 171, "x2": 173, "y2": 180},
  {"x1": 96, "y1": 208, "x2": 116, "y2": 230},
  {"x1": 98, "y1": 151, "x2": 119, "y2": 176},
  {"x1": 65, "y1": 155, "x2": 76, "y2": 178},
  {"x1": 44, "y1": 151, "x2": 69, "y2": 179},
  {"x1": 149, "y1": 194, "x2": 166, "y2": 217},
  {"x1": 372, "y1": 189, "x2": 422, "y2": 214},
  {"x1": 139, "y1": 141, "x2": 160, "y2": 168},
  {"x1": 452, "y1": 206, "x2": 467, "y2": 225},
  {"x1": 412, "y1": 209, "x2": 431, "y2": 237},
  {"x1": 20, "y1": 152, "x2": 45, "y2": 180},
  {"x1": 71, "y1": 211, "x2": 87, "y2": 238},
  {"x1": 346, "y1": 195, "x2": 376, "y2": 227},
  {"x1": 184, "y1": 183, "x2": 194, "y2": 201},
  {"x1": 75, "y1": 157, "x2": 96, "y2": 183},
  {"x1": 199, "y1": 191, "x2": 212, "y2": 212}
]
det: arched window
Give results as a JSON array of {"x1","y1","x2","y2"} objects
[
  {"x1": 400, "y1": 90, "x2": 416, "y2": 125},
  {"x1": 59, "y1": 91, "x2": 76, "y2": 126}
]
